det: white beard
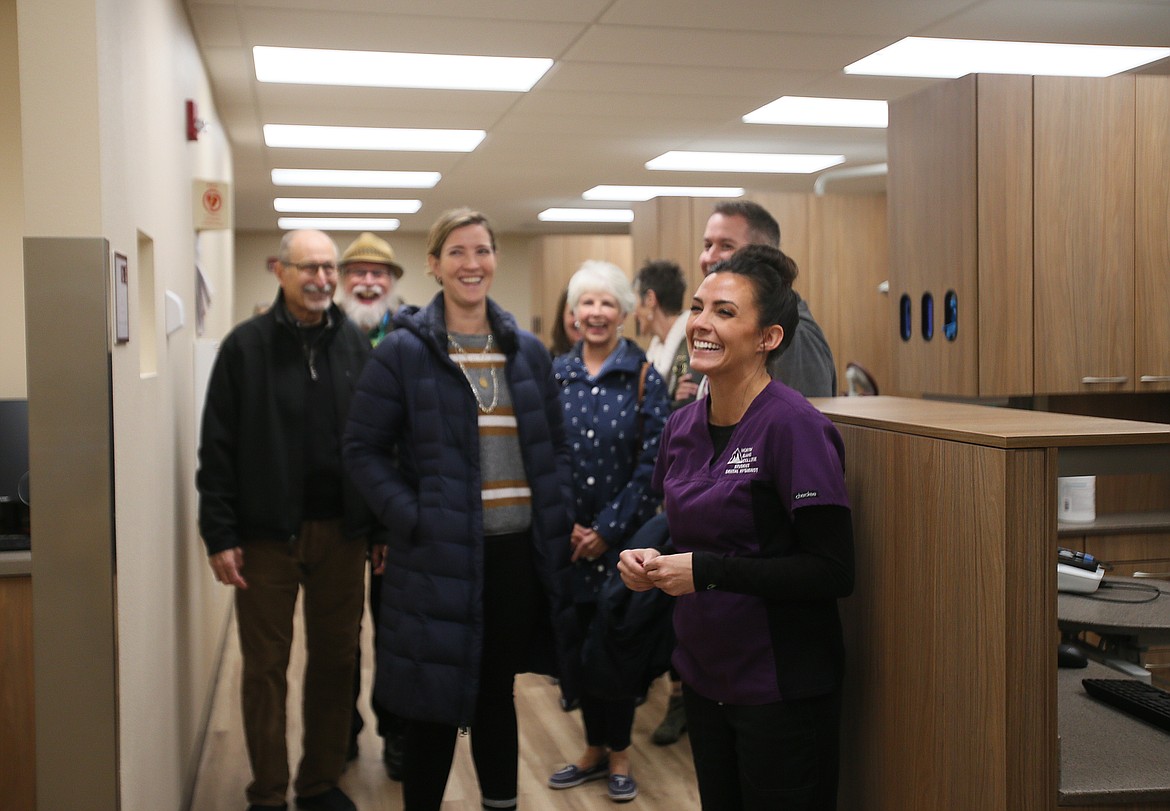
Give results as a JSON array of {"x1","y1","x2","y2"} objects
[{"x1": 338, "y1": 285, "x2": 392, "y2": 332}]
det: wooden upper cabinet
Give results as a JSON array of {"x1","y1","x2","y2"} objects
[
  {"x1": 887, "y1": 76, "x2": 977, "y2": 397},
  {"x1": 891, "y1": 74, "x2": 1168, "y2": 397},
  {"x1": 1136, "y1": 76, "x2": 1170, "y2": 391},
  {"x1": 975, "y1": 76, "x2": 1034, "y2": 397},
  {"x1": 1033, "y1": 77, "x2": 1135, "y2": 393}
]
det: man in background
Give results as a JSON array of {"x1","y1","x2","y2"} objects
[
  {"x1": 677, "y1": 200, "x2": 838, "y2": 401},
  {"x1": 335, "y1": 231, "x2": 408, "y2": 781},
  {"x1": 701, "y1": 200, "x2": 836, "y2": 396},
  {"x1": 197, "y1": 229, "x2": 384, "y2": 811}
]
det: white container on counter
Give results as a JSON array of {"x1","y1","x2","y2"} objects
[{"x1": 1058, "y1": 475, "x2": 1096, "y2": 523}]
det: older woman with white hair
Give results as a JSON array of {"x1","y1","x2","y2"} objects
[{"x1": 547, "y1": 260, "x2": 669, "y2": 803}]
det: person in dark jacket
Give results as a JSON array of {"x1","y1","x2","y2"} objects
[
  {"x1": 197, "y1": 229, "x2": 385, "y2": 811},
  {"x1": 343, "y1": 208, "x2": 573, "y2": 811},
  {"x1": 546, "y1": 260, "x2": 669, "y2": 804}
]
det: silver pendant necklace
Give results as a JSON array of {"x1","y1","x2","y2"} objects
[{"x1": 448, "y1": 332, "x2": 499, "y2": 414}]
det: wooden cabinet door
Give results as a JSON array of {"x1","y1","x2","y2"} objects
[
  {"x1": 976, "y1": 76, "x2": 1034, "y2": 397},
  {"x1": 1082, "y1": 533, "x2": 1170, "y2": 575},
  {"x1": 813, "y1": 193, "x2": 889, "y2": 395},
  {"x1": 0, "y1": 576, "x2": 35, "y2": 810},
  {"x1": 888, "y1": 75, "x2": 979, "y2": 397},
  {"x1": 1033, "y1": 77, "x2": 1135, "y2": 393},
  {"x1": 1136, "y1": 76, "x2": 1170, "y2": 392}
]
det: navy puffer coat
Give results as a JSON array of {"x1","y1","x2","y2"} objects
[{"x1": 343, "y1": 292, "x2": 574, "y2": 727}]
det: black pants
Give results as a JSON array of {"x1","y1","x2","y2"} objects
[
  {"x1": 683, "y1": 685, "x2": 842, "y2": 811},
  {"x1": 351, "y1": 566, "x2": 405, "y2": 743},
  {"x1": 575, "y1": 602, "x2": 636, "y2": 751},
  {"x1": 401, "y1": 532, "x2": 538, "y2": 811}
]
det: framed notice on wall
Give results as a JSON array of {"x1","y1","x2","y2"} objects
[
  {"x1": 114, "y1": 251, "x2": 129, "y2": 343},
  {"x1": 194, "y1": 179, "x2": 232, "y2": 231}
]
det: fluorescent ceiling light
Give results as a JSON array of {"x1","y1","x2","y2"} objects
[
  {"x1": 273, "y1": 198, "x2": 422, "y2": 214},
  {"x1": 744, "y1": 96, "x2": 888, "y2": 128},
  {"x1": 271, "y1": 169, "x2": 440, "y2": 188},
  {"x1": 277, "y1": 217, "x2": 400, "y2": 231},
  {"x1": 583, "y1": 186, "x2": 745, "y2": 202},
  {"x1": 845, "y1": 37, "x2": 1170, "y2": 79},
  {"x1": 646, "y1": 151, "x2": 845, "y2": 174},
  {"x1": 538, "y1": 208, "x2": 634, "y2": 223},
  {"x1": 264, "y1": 124, "x2": 485, "y2": 152},
  {"x1": 254, "y1": 46, "x2": 552, "y2": 92}
]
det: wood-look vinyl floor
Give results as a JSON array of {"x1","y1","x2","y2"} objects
[{"x1": 189, "y1": 596, "x2": 700, "y2": 811}]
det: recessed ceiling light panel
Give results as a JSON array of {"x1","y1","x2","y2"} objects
[
  {"x1": 538, "y1": 208, "x2": 634, "y2": 223},
  {"x1": 646, "y1": 151, "x2": 845, "y2": 174},
  {"x1": 271, "y1": 169, "x2": 441, "y2": 188},
  {"x1": 264, "y1": 124, "x2": 485, "y2": 152},
  {"x1": 273, "y1": 198, "x2": 422, "y2": 214},
  {"x1": 845, "y1": 37, "x2": 1170, "y2": 78},
  {"x1": 744, "y1": 96, "x2": 888, "y2": 128},
  {"x1": 277, "y1": 217, "x2": 401, "y2": 231},
  {"x1": 582, "y1": 186, "x2": 745, "y2": 202},
  {"x1": 254, "y1": 46, "x2": 553, "y2": 92}
]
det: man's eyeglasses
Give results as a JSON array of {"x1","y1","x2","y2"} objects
[
  {"x1": 344, "y1": 267, "x2": 392, "y2": 280},
  {"x1": 291, "y1": 261, "x2": 338, "y2": 275}
]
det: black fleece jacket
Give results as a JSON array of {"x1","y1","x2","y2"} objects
[{"x1": 197, "y1": 291, "x2": 383, "y2": 554}]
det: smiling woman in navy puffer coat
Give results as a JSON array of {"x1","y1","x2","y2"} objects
[{"x1": 343, "y1": 209, "x2": 573, "y2": 811}]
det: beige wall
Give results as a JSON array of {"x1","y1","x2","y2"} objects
[
  {"x1": 1, "y1": 0, "x2": 25, "y2": 397},
  {"x1": 17, "y1": 0, "x2": 234, "y2": 808},
  {"x1": 235, "y1": 229, "x2": 538, "y2": 330}
]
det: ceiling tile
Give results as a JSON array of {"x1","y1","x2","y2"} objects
[{"x1": 599, "y1": 0, "x2": 975, "y2": 36}]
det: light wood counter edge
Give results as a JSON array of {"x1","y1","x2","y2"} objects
[
  {"x1": 812, "y1": 395, "x2": 1170, "y2": 449},
  {"x1": 0, "y1": 551, "x2": 32, "y2": 577}
]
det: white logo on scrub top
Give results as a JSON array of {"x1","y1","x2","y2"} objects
[{"x1": 724, "y1": 447, "x2": 759, "y2": 475}]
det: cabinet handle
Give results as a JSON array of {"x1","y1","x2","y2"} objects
[
  {"x1": 1081, "y1": 376, "x2": 1129, "y2": 384},
  {"x1": 1133, "y1": 571, "x2": 1170, "y2": 580},
  {"x1": 1140, "y1": 376, "x2": 1170, "y2": 383}
]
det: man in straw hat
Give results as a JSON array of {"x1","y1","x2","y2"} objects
[
  {"x1": 337, "y1": 231, "x2": 404, "y2": 346},
  {"x1": 336, "y1": 231, "x2": 407, "y2": 780}
]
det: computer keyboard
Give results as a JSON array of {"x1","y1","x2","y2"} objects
[{"x1": 1083, "y1": 678, "x2": 1170, "y2": 734}]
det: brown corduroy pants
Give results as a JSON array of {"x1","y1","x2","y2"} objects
[{"x1": 234, "y1": 520, "x2": 366, "y2": 806}]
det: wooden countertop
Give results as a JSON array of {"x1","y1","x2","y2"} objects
[{"x1": 812, "y1": 396, "x2": 1170, "y2": 450}]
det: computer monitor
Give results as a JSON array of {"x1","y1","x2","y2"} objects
[{"x1": 0, "y1": 399, "x2": 29, "y2": 503}]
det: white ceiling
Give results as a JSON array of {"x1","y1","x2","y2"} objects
[{"x1": 184, "y1": 0, "x2": 1170, "y2": 235}]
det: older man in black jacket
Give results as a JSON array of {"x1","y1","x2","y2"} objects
[{"x1": 197, "y1": 229, "x2": 385, "y2": 811}]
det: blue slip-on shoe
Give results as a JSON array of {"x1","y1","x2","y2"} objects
[
  {"x1": 608, "y1": 773, "x2": 638, "y2": 802},
  {"x1": 548, "y1": 759, "x2": 610, "y2": 789}
]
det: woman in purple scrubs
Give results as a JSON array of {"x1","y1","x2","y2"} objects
[{"x1": 618, "y1": 244, "x2": 854, "y2": 811}]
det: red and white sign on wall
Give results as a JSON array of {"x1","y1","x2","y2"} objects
[{"x1": 193, "y1": 179, "x2": 232, "y2": 231}]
